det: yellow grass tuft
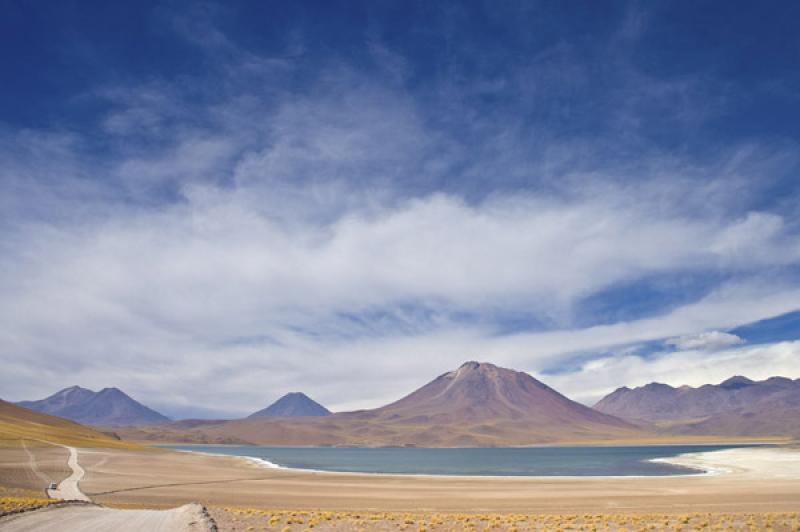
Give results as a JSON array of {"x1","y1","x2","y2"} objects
[{"x1": 0, "y1": 486, "x2": 53, "y2": 514}]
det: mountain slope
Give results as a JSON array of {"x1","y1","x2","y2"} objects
[
  {"x1": 249, "y1": 392, "x2": 331, "y2": 418},
  {"x1": 0, "y1": 400, "x2": 137, "y2": 448},
  {"x1": 124, "y1": 361, "x2": 646, "y2": 447},
  {"x1": 594, "y1": 375, "x2": 800, "y2": 437},
  {"x1": 359, "y1": 361, "x2": 633, "y2": 427},
  {"x1": 19, "y1": 386, "x2": 170, "y2": 426}
]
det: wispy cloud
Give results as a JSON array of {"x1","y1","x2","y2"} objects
[{"x1": 666, "y1": 331, "x2": 744, "y2": 351}]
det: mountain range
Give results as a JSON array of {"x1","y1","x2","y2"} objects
[
  {"x1": 249, "y1": 392, "x2": 331, "y2": 417},
  {"x1": 16, "y1": 364, "x2": 800, "y2": 446},
  {"x1": 594, "y1": 375, "x2": 800, "y2": 437},
  {"x1": 18, "y1": 386, "x2": 171, "y2": 427},
  {"x1": 117, "y1": 361, "x2": 646, "y2": 446}
]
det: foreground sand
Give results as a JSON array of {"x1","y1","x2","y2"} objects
[
  {"x1": 4, "y1": 443, "x2": 800, "y2": 530},
  {"x1": 0, "y1": 441, "x2": 70, "y2": 491}
]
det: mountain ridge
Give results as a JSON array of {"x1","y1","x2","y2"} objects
[
  {"x1": 594, "y1": 375, "x2": 800, "y2": 437},
  {"x1": 19, "y1": 386, "x2": 170, "y2": 427}
]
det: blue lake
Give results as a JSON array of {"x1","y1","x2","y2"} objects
[{"x1": 160, "y1": 444, "x2": 754, "y2": 476}]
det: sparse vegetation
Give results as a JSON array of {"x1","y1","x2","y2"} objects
[
  {"x1": 209, "y1": 508, "x2": 800, "y2": 531},
  {"x1": 0, "y1": 486, "x2": 53, "y2": 514}
]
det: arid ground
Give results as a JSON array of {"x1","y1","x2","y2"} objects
[{"x1": 3, "y1": 442, "x2": 800, "y2": 530}]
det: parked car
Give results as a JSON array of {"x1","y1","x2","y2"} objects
[{"x1": 48, "y1": 482, "x2": 57, "y2": 491}]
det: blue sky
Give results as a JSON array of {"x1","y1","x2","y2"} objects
[{"x1": 1, "y1": 1, "x2": 799, "y2": 418}]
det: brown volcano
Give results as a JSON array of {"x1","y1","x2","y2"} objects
[{"x1": 351, "y1": 361, "x2": 634, "y2": 428}]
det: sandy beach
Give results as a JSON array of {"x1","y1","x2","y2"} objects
[{"x1": 653, "y1": 446, "x2": 800, "y2": 479}]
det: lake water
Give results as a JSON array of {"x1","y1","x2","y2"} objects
[{"x1": 161, "y1": 444, "x2": 753, "y2": 476}]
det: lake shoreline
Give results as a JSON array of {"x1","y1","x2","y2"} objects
[
  {"x1": 159, "y1": 443, "x2": 762, "y2": 479},
  {"x1": 34, "y1": 444, "x2": 797, "y2": 514}
]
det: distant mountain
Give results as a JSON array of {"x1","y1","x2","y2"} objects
[
  {"x1": 248, "y1": 392, "x2": 331, "y2": 418},
  {"x1": 120, "y1": 361, "x2": 645, "y2": 447},
  {"x1": 18, "y1": 386, "x2": 170, "y2": 427},
  {"x1": 594, "y1": 375, "x2": 800, "y2": 437}
]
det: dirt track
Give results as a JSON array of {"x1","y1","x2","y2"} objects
[
  {"x1": 46, "y1": 446, "x2": 89, "y2": 502},
  {"x1": 0, "y1": 443, "x2": 215, "y2": 531},
  {"x1": 0, "y1": 502, "x2": 213, "y2": 532}
]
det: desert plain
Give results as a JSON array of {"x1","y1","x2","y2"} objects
[{"x1": 4, "y1": 438, "x2": 800, "y2": 531}]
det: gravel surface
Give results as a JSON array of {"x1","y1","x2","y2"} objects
[{"x1": 0, "y1": 502, "x2": 214, "y2": 532}]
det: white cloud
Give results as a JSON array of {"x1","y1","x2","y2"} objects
[{"x1": 666, "y1": 330, "x2": 745, "y2": 351}]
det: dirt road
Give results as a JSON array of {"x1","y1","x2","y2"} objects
[
  {"x1": 1, "y1": 443, "x2": 215, "y2": 531},
  {"x1": 46, "y1": 446, "x2": 89, "y2": 502},
  {"x1": 0, "y1": 502, "x2": 213, "y2": 532}
]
